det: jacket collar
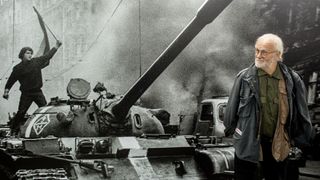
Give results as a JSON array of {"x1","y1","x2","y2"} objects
[
  {"x1": 257, "y1": 64, "x2": 282, "y2": 80},
  {"x1": 242, "y1": 62, "x2": 294, "y2": 98},
  {"x1": 242, "y1": 64, "x2": 260, "y2": 105},
  {"x1": 245, "y1": 63, "x2": 257, "y2": 78}
]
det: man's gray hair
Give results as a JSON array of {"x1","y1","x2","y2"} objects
[{"x1": 256, "y1": 33, "x2": 284, "y2": 56}]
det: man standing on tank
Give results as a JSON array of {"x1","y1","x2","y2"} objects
[
  {"x1": 2, "y1": 40, "x2": 62, "y2": 134},
  {"x1": 224, "y1": 33, "x2": 312, "y2": 180}
]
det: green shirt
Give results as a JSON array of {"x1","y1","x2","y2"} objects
[{"x1": 258, "y1": 64, "x2": 282, "y2": 138}]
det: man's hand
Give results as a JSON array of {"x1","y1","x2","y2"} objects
[
  {"x1": 3, "y1": 89, "x2": 9, "y2": 100},
  {"x1": 55, "y1": 40, "x2": 62, "y2": 49}
]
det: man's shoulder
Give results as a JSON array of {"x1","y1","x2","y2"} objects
[
  {"x1": 13, "y1": 62, "x2": 23, "y2": 70},
  {"x1": 290, "y1": 69, "x2": 303, "y2": 82},
  {"x1": 236, "y1": 68, "x2": 249, "y2": 77},
  {"x1": 281, "y1": 64, "x2": 302, "y2": 80}
]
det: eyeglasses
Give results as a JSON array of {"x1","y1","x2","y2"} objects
[{"x1": 255, "y1": 49, "x2": 277, "y2": 57}]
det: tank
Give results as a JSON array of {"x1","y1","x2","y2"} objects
[
  {"x1": 18, "y1": 78, "x2": 168, "y2": 138},
  {"x1": 0, "y1": 0, "x2": 235, "y2": 179}
]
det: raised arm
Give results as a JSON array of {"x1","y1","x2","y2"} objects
[{"x1": 34, "y1": 40, "x2": 62, "y2": 68}]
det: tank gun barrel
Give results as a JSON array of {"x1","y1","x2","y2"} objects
[{"x1": 112, "y1": 0, "x2": 233, "y2": 121}]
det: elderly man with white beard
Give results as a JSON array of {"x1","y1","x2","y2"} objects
[{"x1": 224, "y1": 33, "x2": 312, "y2": 180}]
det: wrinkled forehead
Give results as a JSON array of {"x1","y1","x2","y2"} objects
[{"x1": 255, "y1": 39, "x2": 277, "y2": 51}]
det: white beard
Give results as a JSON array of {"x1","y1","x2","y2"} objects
[{"x1": 255, "y1": 58, "x2": 276, "y2": 70}]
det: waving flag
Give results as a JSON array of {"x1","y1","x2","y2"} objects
[{"x1": 33, "y1": 6, "x2": 50, "y2": 57}]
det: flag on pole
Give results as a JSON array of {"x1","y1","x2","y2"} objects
[{"x1": 33, "y1": 6, "x2": 50, "y2": 57}]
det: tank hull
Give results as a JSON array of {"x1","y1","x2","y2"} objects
[{"x1": 2, "y1": 135, "x2": 234, "y2": 179}]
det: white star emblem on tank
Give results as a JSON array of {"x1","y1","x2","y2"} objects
[{"x1": 33, "y1": 114, "x2": 50, "y2": 135}]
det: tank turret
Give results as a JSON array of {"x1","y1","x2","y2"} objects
[{"x1": 19, "y1": 0, "x2": 233, "y2": 138}]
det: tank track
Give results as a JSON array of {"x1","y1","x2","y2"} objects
[{"x1": 15, "y1": 168, "x2": 68, "y2": 179}]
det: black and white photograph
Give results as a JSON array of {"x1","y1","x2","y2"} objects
[{"x1": 0, "y1": 0, "x2": 319, "y2": 179}]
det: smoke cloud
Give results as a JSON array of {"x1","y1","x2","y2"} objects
[{"x1": 140, "y1": 0, "x2": 265, "y2": 122}]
